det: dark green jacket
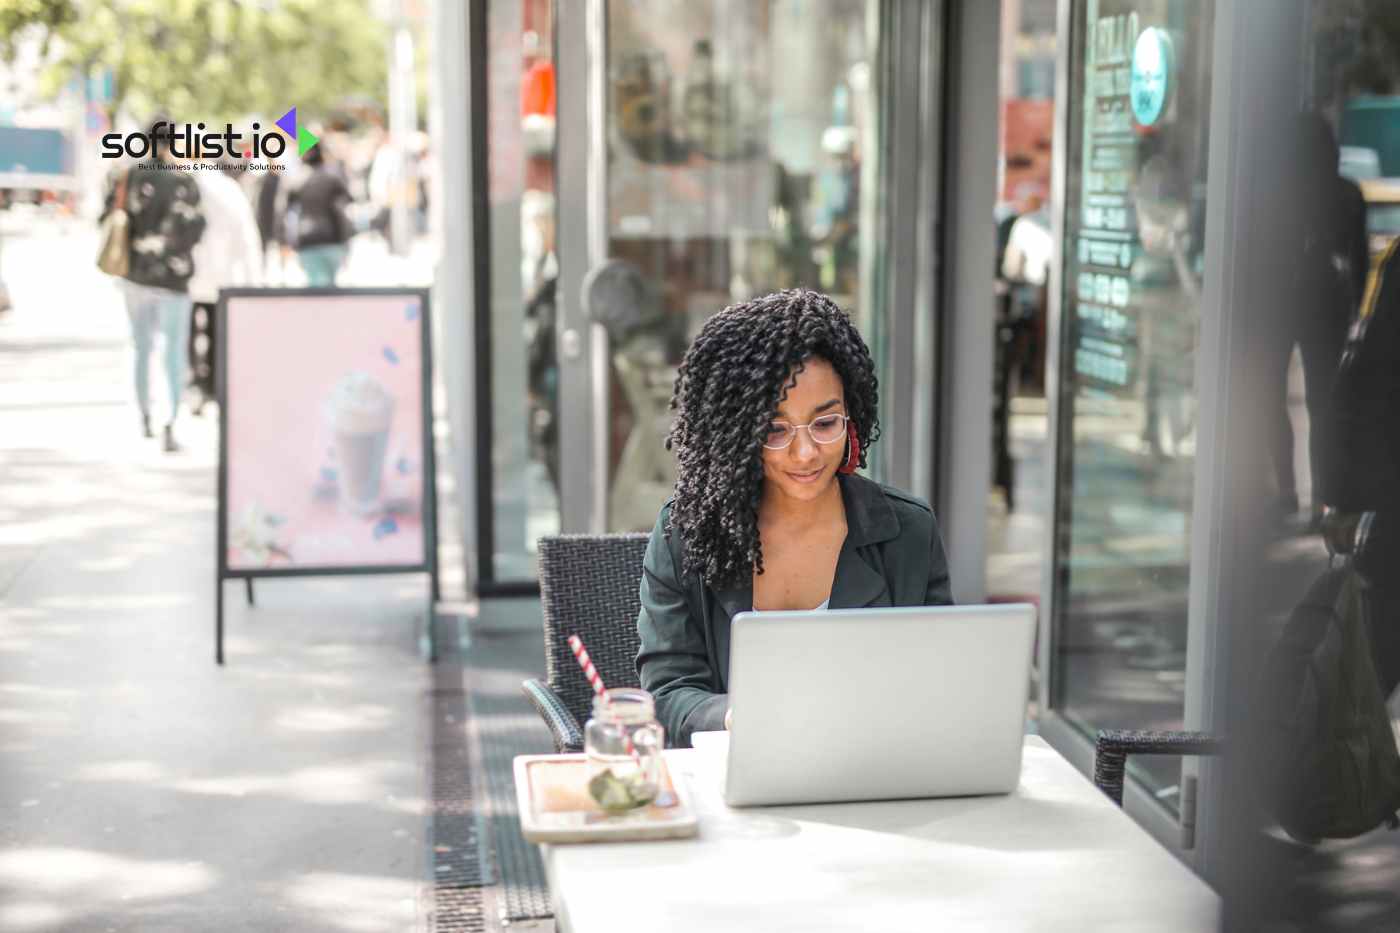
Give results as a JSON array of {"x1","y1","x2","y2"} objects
[{"x1": 635, "y1": 473, "x2": 953, "y2": 747}]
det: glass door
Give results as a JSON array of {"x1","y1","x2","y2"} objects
[
  {"x1": 554, "y1": 0, "x2": 893, "y2": 535},
  {"x1": 1045, "y1": 0, "x2": 1216, "y2": 810},
  {"x1": 474, "y1": 0, "x2": 562, "y2": 587}
]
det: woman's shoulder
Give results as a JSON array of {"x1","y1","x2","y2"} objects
[
  {"x1": 846, "y1": 473, "x2": 933, "y2": 516},
  {"x1": 842, "y1": 474, "x2": 938, "y2": 543},
  {"x1": 643, "y1": 498, "x2": 698, "y2": 587},
  {"x1": 875, "y1": 481, "x2": 933, "y2": 516},
  {"x1": 878, "y1": 483, "x2": 940, "y2": 544},
  {"x1": 647, "y1": 498, "x2": 682, "y2": 555},
  {"x1": 651, "y1": 497, "x2": 676, "y2": 534}
]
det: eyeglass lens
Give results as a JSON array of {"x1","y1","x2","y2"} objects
[{"x1": 763, "y1": 414, "x2": 847, "y2": 448}]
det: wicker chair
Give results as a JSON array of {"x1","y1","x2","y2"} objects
[
  {"x1": 1093, "y1": 729, "x2": 1224, "y2": 806},
  {"x1": 522, "y1": 533, "x2": 651, "y2": 753}
]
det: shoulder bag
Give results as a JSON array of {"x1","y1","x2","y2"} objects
[{"x1": 96, "y1": 170, "x2": 131, "y2": 277}]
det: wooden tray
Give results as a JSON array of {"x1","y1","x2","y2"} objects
[{"x1": 513, "y1": 754, "x2": 699, "y2": 844}]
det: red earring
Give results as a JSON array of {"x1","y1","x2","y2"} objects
[{"x1": 839, "y1": 423, "x2": 860, "y2": 474}]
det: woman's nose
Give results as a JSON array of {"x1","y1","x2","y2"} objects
[{"x1": 790, "y1": 427, "x2": 820, "y2": 461}]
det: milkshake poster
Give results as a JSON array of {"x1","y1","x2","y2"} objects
[{"x1": 222, "y1": 291, "x2": 429, "y2": 571}]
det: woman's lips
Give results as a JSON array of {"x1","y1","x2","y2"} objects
[{"x1": 786, "y1": 467, "x2": 825, "y2": 484}]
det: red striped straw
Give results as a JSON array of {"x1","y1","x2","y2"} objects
[
  {"x1": 567, "y1": 634, "x2": 641, "y2": 764},
  {"x1": 568, "y1": 634, "x2": 606, "y2": 699}
]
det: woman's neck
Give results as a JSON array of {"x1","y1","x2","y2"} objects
[{"x1": 759, "y1": 475, "x2": 845, "y2": 530}]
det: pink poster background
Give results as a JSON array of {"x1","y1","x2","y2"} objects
[{"x1": 224, "y1": 293, "x2": 427, "y2": 570}]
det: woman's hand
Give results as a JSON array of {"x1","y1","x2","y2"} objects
[{"x1": 724, "y1": 707, "x2": 733, "y2": 730}]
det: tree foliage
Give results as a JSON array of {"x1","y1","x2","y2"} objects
[
  {"x1": 0, "y1": 0, "x2": 78, "y2": 62},
  {"x1": 2, "y1": 0, "x2": 388, "y2": 128}
]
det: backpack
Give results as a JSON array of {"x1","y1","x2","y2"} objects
[{"x1": 1256, "y1": 540, "x2": 1400, "y2": 842}]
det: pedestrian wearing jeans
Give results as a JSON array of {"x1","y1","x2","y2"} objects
[
  {"x1": 100, "y1": 118, "x2": 206, "y2": 451},
  {"x1": 285, "y1": 143, "x2": 352, "y2": 286}
]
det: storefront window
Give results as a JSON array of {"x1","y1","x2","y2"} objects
[
  {"x1": 988, "y1": 0, "x2": 1057, "y2": 610},
  {"x1": 599, "y1": 1, "x2": 885, "y2": 531},
  {"x1": 1051, "y1": 0, "x2": 1215, "y2": 804},
  {"x1": 482, "y1": 1, "x2": 887, "y2": 572},
  {"x1": 485, "y1": 0, "x2": 560, "y2": 582}
]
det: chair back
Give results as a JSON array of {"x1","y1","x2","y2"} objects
[{"x1": 538, "y1": 533, "x2": 651, "y2": 730}]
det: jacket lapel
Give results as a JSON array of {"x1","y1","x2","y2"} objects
[
  {"x1": 828, "y1": 538, "x2": 891, "y2": 608},
  {"x1": 829, "y1": 474, "x2": 900, "y2": 608},
  {"x1": 713, "y1": 582, "x2": 753, "y2": 621},
  {"x1": 710, "y1": 582, "x2": 750, "y2": 690}
]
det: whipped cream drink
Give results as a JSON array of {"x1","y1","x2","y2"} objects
[{"x1": 327, "y1": 372, "x2": 395, "y2": 515}]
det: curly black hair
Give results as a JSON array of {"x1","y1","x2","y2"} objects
[{"x1": 665, "y1": 289, "x2": 880, "y2": 588}]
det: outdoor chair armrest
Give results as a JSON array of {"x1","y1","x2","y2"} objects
[
  {"x1": 1093, "y1": 729, "x2": 1224, "y2": 806},
  {"x1": 522, "y1": 679, "x2": 585, "y2": 754}
]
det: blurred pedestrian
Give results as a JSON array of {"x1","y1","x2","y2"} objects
[
  {"x1": 188, "y1": 158, "x2": 263, "y2": 413},
  {"x1": 284, "y1": 143, "x2": 353, "y2": 286},
  {"x1": 0, "y1": 230, "x2": 10, "y2": 314},
  {"x1": 99, "y1": 117, "x2": 206, "y2": 452},
  {"x1": 1329, "y1": 237, "x2": 1400, "y2": 697},
  {"x1": 367, "y1": 134, "x2": 403, "y2": 252},
  {"x1": 993, "y1": 191, "x2": 1051, "y2": 510},
  {"x1": 1268, "y1": 114, "x2": 1368, "y2": 524},
  {"x1": 411, "y1": 131, "x2": 431, "y2": 237},
  {"x1": 1134, "y1": 149, "x2": 1202, "y2": 462},
  {"x1": 254, "y1": 168, "x2": 283, "y2": 275}
]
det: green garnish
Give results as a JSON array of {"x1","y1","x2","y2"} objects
[{"x1": 588, "y1": 768, "x2": 658, "y2": 812}]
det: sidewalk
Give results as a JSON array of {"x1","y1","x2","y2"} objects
[{"x1": 0, "y1": 219, "x2": 434, "y2": 932}]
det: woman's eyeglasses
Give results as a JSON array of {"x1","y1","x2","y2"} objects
[{"x1": 762, "y1": 413, "x2": 848, "y2": 450}]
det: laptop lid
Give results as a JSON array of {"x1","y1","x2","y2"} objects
[{"x1": 723, "y1": 603, "x2": 1036, "y2": 807}]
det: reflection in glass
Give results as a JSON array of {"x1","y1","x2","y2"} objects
[
  {"x1": 1240, "y1": 3, "x2": 1400, "y2": 921},
  {"x1": 487, "y1": 0, "x2": 560, "y2": 581},
  {"x1": 1052, "y1": 0, "x2": 1215, "y2": 805},
  {"x1": 601, "y1": 0, "x2": 883, "y2": 532},
  {"x1": 988, "y1": 0, "x2": 1058, "y2": 610}
]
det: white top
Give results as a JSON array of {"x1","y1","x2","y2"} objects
[
  {"x1": 188, "y1": 170, "x2": 263, "y2": 303},
  {"x1": 752, "y1": 597, "x2": 829, "y2": 611},
  {"x1": 543, "y1": 734, "x2": 1219, "y2": 933}
]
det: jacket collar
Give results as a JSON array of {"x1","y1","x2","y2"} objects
[
  {"x1": 838, "y1": 473, "x2": 900, "y2": 547},
  {"x1": 712, "y1": 474, "x2": 900, "y2": 616}
]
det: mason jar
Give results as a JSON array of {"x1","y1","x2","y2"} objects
[{"x1": 583, "y1": 688, "x2": 665, "y2": 812}]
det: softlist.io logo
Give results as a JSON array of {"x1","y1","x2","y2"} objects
[
  {"x1": 274, "y1": 107, "x2": 321, "y2": 156},
  {"x1": 100, "y1": 107, "x2": 319, "y2": 160}
]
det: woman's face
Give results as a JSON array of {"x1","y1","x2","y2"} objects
[{"x1": 760, "y1": 357, "x2": 849, "y2": 506}]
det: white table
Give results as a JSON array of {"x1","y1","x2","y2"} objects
[{"x1": 542, "y1": 733, "x2": 1219, "y2": 933}]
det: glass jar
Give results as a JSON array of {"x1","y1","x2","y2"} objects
[{"x1": 583, "y1": 688, "x2": 665, "y2": 812}]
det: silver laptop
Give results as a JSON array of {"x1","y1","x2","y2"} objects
[{"x1": 722, "y1": 603, "x2": 1037, "y2": 807}]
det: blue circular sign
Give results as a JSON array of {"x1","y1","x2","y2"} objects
[{"x1": 1130, "y1": 28, "x2": 1174, "y2": 127}]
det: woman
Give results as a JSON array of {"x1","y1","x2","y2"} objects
[
  {"x1": 636, "y1": 289, "x2": 953, "y2": 747},
  {"x1": 285, "y1": 142, "x2": 353, "y2": 286},
  {"x1": 101, "y1": 116, "x2": 206, "y2": 452}
]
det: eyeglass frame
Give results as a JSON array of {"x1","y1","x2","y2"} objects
[{"x1": 761, "y1": 412, "x2": 850, "y2": 450}]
